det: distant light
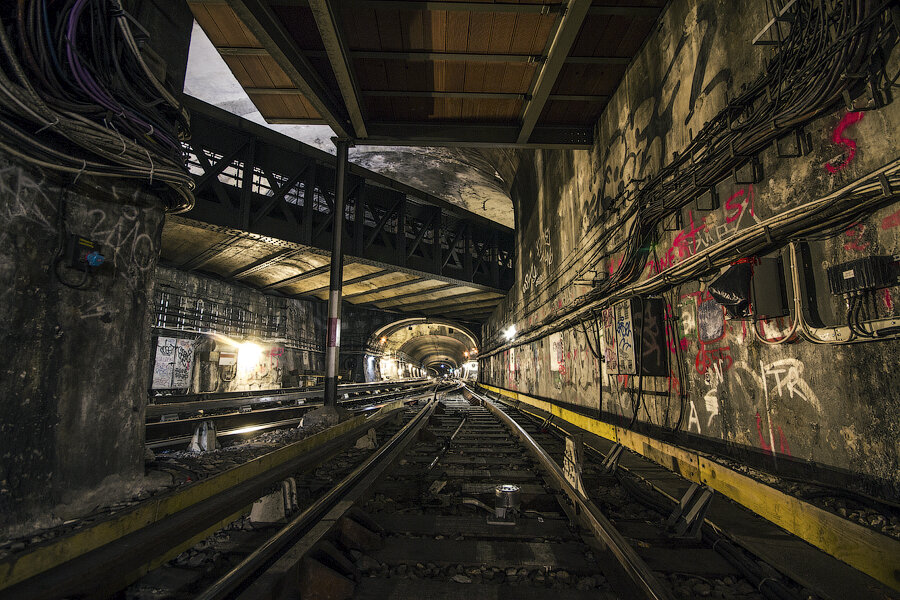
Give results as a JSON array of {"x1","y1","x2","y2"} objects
[
  {"x1": 380, "y1": 336, "x2": 387, "y2": 343},
  {"x1": 464, "y1": 351, "x2": 469, "y2": 357},
  {"x1": 503, "y1": 325, "x2": 516, "y2": 341},
  {"x1": 237, "y1": 342, "x2": 262, "y2": 374}
]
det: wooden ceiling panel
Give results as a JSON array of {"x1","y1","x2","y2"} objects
[
  {"x1": 354, "y1": 58, "x2": 390, "y2": 89},
  {"x1": 344, "y1": 5, "x2": 382, "y2": 51},
  {"x1": 271, "y1": 5, "x2": 325, "y2": 51},
  {"x1": 250, "y1": 93, "x2": 321, "y2": 120},
  {"x1": 508, "y1": 13, "x2": 547, "y2": 55},
  {"x1": 446, "y1": 11, "x2": 470, "y2": 52},
  {"x1": 375, "y1": 7, "x2": 405, "y2": 52},
  {"x1": 486, "y1": 13, "x2": 516, "y2": 53},
  {"x1": 191, "y1": 4, "x2": 259, "y2": 48},
  {"x1": 539, "y1": 98, "x2": 608, "y2": 125},
  {"x1": 553, "y1": 63, "x2": 627, "y2": 96}
]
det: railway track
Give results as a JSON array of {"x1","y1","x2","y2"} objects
[
  {"x1": 0, "y1": 383, "x2": 448, "y2": 600},
  {"x1": 118, "y1": 384, "x2": 823, "y2": 600},
  {"x1": 146, "y1": 379, "x2": 434, "y2": 449}
]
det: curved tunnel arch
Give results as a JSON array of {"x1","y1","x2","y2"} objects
[{"x1": 365, "y1": 318, "x2": 480, "y2": 381}]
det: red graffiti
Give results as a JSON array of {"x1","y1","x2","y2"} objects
[
  {"x1": 825, "y1": 111, "x2": 864, "y2": 174},
  {"x1": 667, "y1": 369, "x2": 681, "y2": 394},
  {"x1": 725, "y1": 185, "x2": 756, "y2": 223},
  {"x1": 694, "y1": 341, "x2": 732, "y2": 375},
  {"x1": 269, "y1": 346, "x2": 285, "y2": 367},
  {"x1": 881, "y1": 208, "x2": 900, "y2": 230},
  {"x1": 884, "y1": 289, "x2": 894, "y2": 311},
  {"x1": 842, "y1": 223, "x2": 869, "y2": 252},
  {"x1": 755, "y1": 412, "x2": 792, "y2": 456},
  {"x1": 616, "y1": 373, "x2": 630, "y2": 387}
]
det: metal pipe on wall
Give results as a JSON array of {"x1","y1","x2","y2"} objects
[{"x1": 324, "y1": 138, "x2": 352, "y2": 406}]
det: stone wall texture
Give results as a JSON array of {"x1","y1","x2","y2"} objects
[{"x1": 481, "y1": 0, "x2": 900, "y2": 497}]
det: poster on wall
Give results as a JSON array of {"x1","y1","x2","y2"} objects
[
  {"x1": 601, "y1": 307, "x2": 619, "y2": 373},
  {"x1": 613, "y1": 300, "x2": 636, "y2": 374},
  {"x1": 152, "y1": 337, "x2": 194, "y2": 389},
  {"x1": 549, "y1": 332, "x2": 563, "y2": 372}
]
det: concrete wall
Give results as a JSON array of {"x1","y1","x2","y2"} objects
[
  {"x1": 481, "y1": 0, "x2": 900, "y2": 496},
  {"x1": 0, "y1": 158, "x2": 165, "y2": 536},
  {"x1": 152, "y1": 266, "x2": 403, "y2": 392}
]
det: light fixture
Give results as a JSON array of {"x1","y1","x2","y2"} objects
[
  {"x1": 380, "y1": 336, "x2": 387, "y2": 343},
  {"x1": 464, "y1": 350, "x2": 469, "y2": 357},
  {"x1": 502, "y1": 324, "x2": 516, "y2": 341},
  {"x1": 236, "y1": 341, "x2": 263, "y2": 374}
]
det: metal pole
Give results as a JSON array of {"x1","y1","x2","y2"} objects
[{"x1": 324, "y1": 138, "x2": 351, "y2": 407}]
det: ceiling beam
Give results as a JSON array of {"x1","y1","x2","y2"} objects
[
  {"x1": 261, "y1": 264, "x2": 330, "y2": 290},
  {"x1": 226, "y1": 0, "x2": 352, "y2": 137},
  {"x1": 354, "y1": 50, "x2": 540, "y2": 63},
  {"x1": 270, "y1": 0, "x2": 563, "y2": 13},
  {"x1": 364, "y1": 90, "x2": 526, "y2": 101},
  {"x1": 227, "y1": 248, "x2": 297, "y2": 278},
  {"x1": 517, "y1": 0, "x2": 593, "y2": 145},
  {"x1": 218, "y1": 46, "x2": 630, "y2": 66},
  {"x1": 589, "y1": 5, "x2": 662, "y2": 18},
  {"x1": 360, "y1": 122, "x2": 592, "y2": 149},
  {"x1": 342, "y1": 276, "x2": 426, "y2": 300},
  {"x1": 376, "y1": 287, "x2": 479, "y2": 310},
  {"x1": 264, "y1": 117, "x2": 330, "y2": 124},
  {"x1": 366, "y1": 283, "x2": 458, "y2": 307},
  {"x1": 299, "y1": 269, "x2": 387, "y2": 296},
  {"x1": 395, "y1": 292, "x2": 499, "y2": 312},
  {"x1": 306, "y1": 0, "x2": 368, "y2": 138}
]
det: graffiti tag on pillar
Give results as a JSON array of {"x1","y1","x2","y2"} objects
[{"x1": 825, "y1": 111, "x2": 864, "y2": 174}]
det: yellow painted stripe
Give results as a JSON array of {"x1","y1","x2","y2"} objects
[
  {"x1": 479, "y1": 384, "x2": 900, "y2": 591},
  {"x1": 0, "y1": 400, "x2": 406, "y2": 590}
]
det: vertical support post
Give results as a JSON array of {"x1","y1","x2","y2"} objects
[{"x1": 324, "y1": 138, "x2": 352, "y2": 407}]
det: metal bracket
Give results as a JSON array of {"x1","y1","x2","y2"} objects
[
  {"x1": 599, "y1": 443, "x2": 625, "y2": 475},
  {"x1": 665, "y1": 483, "x2": 713, "y2": 540}
]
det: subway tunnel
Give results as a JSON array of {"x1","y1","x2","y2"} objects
[{"x1": 0, "y1": 1, "x2": 899, "y2": 598}]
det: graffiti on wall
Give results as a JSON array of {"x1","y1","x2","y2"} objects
[{"x1": 152, "y1": 337, "x2": 194, "y2": 389}]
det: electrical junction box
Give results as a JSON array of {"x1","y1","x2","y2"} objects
[
  {"x1": 218, "y1": 351, "x2": 236, "y2": 366},
  {"x1": 826, "y1": 256, "x2": 897, "y2": 296},
  {"x1": 602, "y1": 298, "x2": 669, "y2": 377},
  {"x1": 751, "y1": 257, "x2": 789, "y2": 320},
  {"x1": 64, "y1": 235, "x2": 105, "y2": 270}
]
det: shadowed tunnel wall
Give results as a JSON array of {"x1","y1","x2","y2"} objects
[{"x1": 479, "y1": 0, "x2": 900, "y2": 497}]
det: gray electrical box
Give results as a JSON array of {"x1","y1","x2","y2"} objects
[{"x1": 751, "y1": 257, "x2": 789, "y2": 320}]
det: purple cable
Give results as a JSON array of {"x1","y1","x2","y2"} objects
[{"x1": 64, "y1": 0, "x2": 179, "y2": 151}]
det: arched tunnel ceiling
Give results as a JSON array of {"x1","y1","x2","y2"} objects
[
  {"x1": 374, "y1": 321, "x2": 477, "y2": 368},
  {"x1": 184, "y1": 22, "x2": 514, "y2": 228}
]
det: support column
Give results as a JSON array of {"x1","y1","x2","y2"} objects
[{"x1": 324, "y1": 138, "x2": 352, "y2": 406}]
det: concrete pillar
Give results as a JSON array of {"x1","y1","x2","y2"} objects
[
  {"x1": 0, "y1": 158, "x2": 164, "y2": 536},
  {"x1": 324, "y1": 139, "x2": 352, "y2": 407}
]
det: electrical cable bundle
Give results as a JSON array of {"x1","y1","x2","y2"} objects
[
  {"x1": 496, "y1": 1, "x2": 898, "y2": 356},
  {"x1": 0, "y1": 0, "x2": 193, "y2": 211},
  {"x1": 581, "y1": 0, "x2": 896, "y2": 304}
]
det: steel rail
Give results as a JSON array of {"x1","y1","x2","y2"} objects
[
  {"x1": 0, "y1": 398, "x2": 416, "y2": 600},
  {"x1": 196, "y1": 392, "x2": 440, "y2": 600},
  {"x1": 465, "y1": 384, "x2": 675, "y2": 600},
  {"x1": 146, "y1": 378, "x2": 428, "y2": 417},
  {"x1": 146, "y1": 388, "x2": 437, "y2": 449}
]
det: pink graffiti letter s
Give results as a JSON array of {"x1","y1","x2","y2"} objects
[{"x1": 825, "y1": 112, "x2": 864, "y2": 174}]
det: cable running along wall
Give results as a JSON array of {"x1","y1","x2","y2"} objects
[{"x1": 0, "y1": 1, "x2": 193, "y2": 211}]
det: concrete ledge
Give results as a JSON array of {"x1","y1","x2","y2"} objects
[
  {"x1": 479, "y1": 384, "x2": 900, "y2": 592},
  {"x1": 0, "y1": 399, "x2": 407, "y2": 590}
]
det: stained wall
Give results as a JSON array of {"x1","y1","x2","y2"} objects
[{"x1": 481, "y1": 0, "x2": 900, "y2": 496}]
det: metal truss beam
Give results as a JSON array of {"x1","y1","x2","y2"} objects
[
  {"x1": 518, "y1": 0, "x2": 593, "y2": 144},
  {"x1": 183, "y1": 99, "x2": 515, "y2": 290},
  {"x1": 360, "y1": 121, "x2": 591, "y2": 149},
  {"x1": 306, "y1": 0, "x2": 368, "y2": 138}
]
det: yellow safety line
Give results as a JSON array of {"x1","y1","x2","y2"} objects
[
  {"x1": 0, "y1": 400, "x2": 406, "y2": 590},
  {"x1": 480, "y1": 384, "x2": 900, "y2": 591}
]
